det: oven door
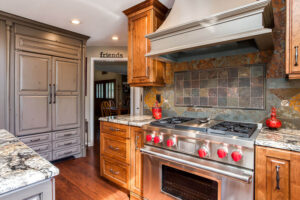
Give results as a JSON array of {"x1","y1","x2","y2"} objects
[{"x1": 141, "y1": 146, "x2": 253, "y2": 200}]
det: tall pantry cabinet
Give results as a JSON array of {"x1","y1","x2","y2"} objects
[{"x1": 0, "y1": 12, "x2": 89, "y2": 161}]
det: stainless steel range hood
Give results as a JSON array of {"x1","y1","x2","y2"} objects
[{"x1": 145, "y1": 0, "x2": 274, "y2": 62}]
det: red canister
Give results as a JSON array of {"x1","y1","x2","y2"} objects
[
  {"x1": 152, "y1": 101, "x2": 162, "y2": 120},
  {"x1": 266, "y1": 107, "x2": 282, "y2": 129}
]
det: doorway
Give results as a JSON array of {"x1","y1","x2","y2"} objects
[{"x1": 89, "y1": 57, "x2": 143, "y2": 146}]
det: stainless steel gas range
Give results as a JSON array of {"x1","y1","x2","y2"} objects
[{"x1": 141, "y1": 117, "x2": 261, "y2": 200}]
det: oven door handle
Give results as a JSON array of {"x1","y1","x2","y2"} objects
[{"x1": 140, "y1": 148, "x2": 252, "y2": 183}]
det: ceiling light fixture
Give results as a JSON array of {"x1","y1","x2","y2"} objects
[
  {"x1": 71, "y1": 19, "x2": 81, "y2": 25},
  {"x1": 112, "y1": 36, "x2": 119, "y2": 41}
]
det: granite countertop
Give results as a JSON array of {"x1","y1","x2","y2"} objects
[
  {"x1": 255, "y1": 127, "x2": 300, "y2": 152},
  {"x1": 99, "y1": 114, "x2": 156, "y2": 127},
  {"x1": 0, "y1": 129, "x2": 59, "y2": 195}
]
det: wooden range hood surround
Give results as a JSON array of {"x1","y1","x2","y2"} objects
[{"x1": 145, "y1": 0, "x2": 274, "y2": 62}]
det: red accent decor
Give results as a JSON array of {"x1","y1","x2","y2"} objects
[
  {"x1": 152, "y1": 101, "x2": 162, "y2": 120},
  {"x1": 166, "y1": 139, "x2": 174, "y2": 147},
  {"x1": 146, "y1": 135, "x2": 153, "y2": 142},
  {"x1": 198, "y1": 149, "x2": 207, "y2": 158},
  {"x1": 217, "y1": 149, "x2": 227, "y2": 158},
  {"x1": 231, "y1": 151, "x2": 242, "y2": 162},
  {"x1": 266, "y1": 107, "x2": 282, "y2": 129},
  {"x1": 154, "y1": 136, "x2": 161, "y2": 144}
]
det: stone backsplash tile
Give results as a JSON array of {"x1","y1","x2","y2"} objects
[{"x1": 174, "y1": 65, "x2": 266, "y2": 109}]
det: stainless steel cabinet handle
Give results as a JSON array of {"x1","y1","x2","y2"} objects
[
  {"x1": 109, "y1": 127, "x2": 120, "y2": 131},
  {"x1": 135, "y1": 135, "x2": 139, "y2": 150},
  {"x1": 140, "y1": 148, "x2": 253, "y2": 183},
  {"x1": 276, "y1": 165, "x2": 280, "y2": 190},
  {"x1": 108, "y1": 145, "x2": 119, "y2": 151},
  {"x1": 53, "y1": 84, "x2": 56, "y2": 104},
  {"x1": 295, "y1": 46, "x2": 299, "y2": 66},
  {"x1": 109, "y1": 169, "x2": 120, "y2": 175},
  {"x1": 49, "y1": 84, "x2": 52, "y2": 104}
]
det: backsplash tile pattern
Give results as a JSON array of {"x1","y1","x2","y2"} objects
[{"x1": 174, "y1": 65, "x2": 265, "y2": 109}]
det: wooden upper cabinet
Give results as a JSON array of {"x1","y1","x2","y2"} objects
[
  {"x1": 123, "y1": 0, "x2": 168, "y2": 86},
  {"x1": 255, "y1": 146, "x2": 300, "y2": 200},
  {"x1": 286, "y1": 0, "x2": 300, "y2": 79}
]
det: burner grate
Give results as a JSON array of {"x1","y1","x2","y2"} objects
[{"x1": 150, "y1": 117, "x2": 195, "y2": 128}]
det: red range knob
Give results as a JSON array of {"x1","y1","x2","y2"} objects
[
  {"x1": 146, "y1": 135, "x2": 153, "y2": 142},
  {"x1": 231, "y1": 151, "x2": 243, "y2": 162},
  {"x1": 166, "y1": 139, "x2": 174, "y2": 147},
  {"x1": 217, "y1": 148, "x2": 228, "y2": 159},
  {"x1": 154, "y1": 136, "x2": 162, "y2": 144},
  {"x1": 198, "y1": 147, "x2": 208, "y2": 158}
]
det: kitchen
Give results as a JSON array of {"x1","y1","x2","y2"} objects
[{"x1": 0, "y1": 0, "x2": 300, "y2": 200}]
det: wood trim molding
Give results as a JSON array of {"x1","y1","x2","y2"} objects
[{"x1": 123, "y1": 0, "x2": 168, "y2": 16}]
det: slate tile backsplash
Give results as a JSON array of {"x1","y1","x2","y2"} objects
[{"x1": 174, "y1": 65, "x2": 265, "y2": 109}]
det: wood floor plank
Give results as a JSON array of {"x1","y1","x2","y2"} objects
[{"x1": 54, "y1": 147, "x2": 129, "y2": 200}]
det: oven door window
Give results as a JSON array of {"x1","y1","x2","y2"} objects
[{"x1": 161, "y1": 165, "x2": 218, "y2": 200}]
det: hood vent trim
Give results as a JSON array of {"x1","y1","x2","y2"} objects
[{"x1": 146, "y1": 0, "x2": 274, "y2": 62}]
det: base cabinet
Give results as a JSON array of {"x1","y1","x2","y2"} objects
[
  {"x1": 0, "y1": 179, "x2": 55, "y2": 200},
  {"x1": 100, "y1": 122, "x2": 143, "y2": 199},
  {"x1": 255, "y1": 146, "x2": 300, "y2": 200}
]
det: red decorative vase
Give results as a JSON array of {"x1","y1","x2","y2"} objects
[
  {"x1": 266, "y1": 107, "x2": 282, "y2": 129},
  {"x1": 152, "y1": 101, "x2": 162, "y2": 120}
]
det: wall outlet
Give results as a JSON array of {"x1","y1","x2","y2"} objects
[{"x1": 156, "y1": 94, "x2": 161, "y2": 103}]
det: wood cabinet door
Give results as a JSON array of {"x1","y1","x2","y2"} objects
[
  {"x1": 266, "y1": 158, "x2": 290, "y2": 200},
  {"x1": 52, "y1": 57, "x2": 80, "y2": 130},
  {"x1": 130, "y1": 126, "x2": 144, "y2": 196},
  {"x1": 128, "y1": 11, "x2": 151, "y2": 83},
  {"x1": 287, "y1": 0, "x2": 300, "y2": 76},
  {"x1": 15, "y1": 51, "x2": 52, "y2": 136}
]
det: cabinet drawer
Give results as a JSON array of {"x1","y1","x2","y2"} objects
[
  {"x1": 100, "y1": 156, "x2": 130, "y2": 189},
  {"x1": 53, "y1": 137, "x2": 81, "y2": 150},
  {"x1": 39, "y1": 151, "x2": 53, "y2": 161},
  {"x1": 53, "y1": 129, "x2": 80, "y2": 140},
  {"x1": 101, "y1": 122, "x2": 129, "y2": 138},
  {"x1": 30, "y1": 143, "x2": 52, "y2": 154},
  {"x1": 101, "y1": 133, "x2": 130, "y2": 164},
  {"x1": 19, "y1": 132, "x2": 52, "y2": 146},
  {"x1": 53, "y1": 145, "x2": 81, "y2": 160}
]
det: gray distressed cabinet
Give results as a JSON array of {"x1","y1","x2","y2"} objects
[{"x1": 0, "y1": 11, "x2": 89, "y2": 161}]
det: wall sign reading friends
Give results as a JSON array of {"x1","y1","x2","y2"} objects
[{"x1": 100, "y1": 51, "x2": 123, "y2": 58}]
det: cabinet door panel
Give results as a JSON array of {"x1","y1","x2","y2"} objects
[
  {"x1": 291, "y1": 0, "x2": 300, "y2": 73},
  {"x1": 52, "y1": 57, "x2": 80, "y2": 130},
  {"x1": 53, "y1": 96, "x2": 79, "y2": 130},
  {"x1": 130, "y1": 127, "x2": 143, "y2": 196},
  {"x1": 15, "y1": 52, "x2": 52, "y2": 136}
]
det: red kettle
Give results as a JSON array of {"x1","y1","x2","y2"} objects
[{"x1": 152, "y1": 101, "x2": 162, "y2": 120}]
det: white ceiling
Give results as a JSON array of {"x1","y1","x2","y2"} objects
[{"x1": 0, "y1": 0, "x2": 174, "y2": 46}]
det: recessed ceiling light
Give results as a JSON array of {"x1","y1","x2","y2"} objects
[
  {"x1": 112, "y1": 36, "x2": 119, "y2": 41},
  {"x1": 71, "y1": 19, "x2": 81, "y2": 25}
]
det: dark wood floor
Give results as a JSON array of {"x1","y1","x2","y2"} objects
[{"x1": 54, "y1": 144, "x2": 129, "y2": 200}]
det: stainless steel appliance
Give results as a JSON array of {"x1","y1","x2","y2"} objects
[{"x1": 141, "y1": 117, "x2": 261, "y2": 200}]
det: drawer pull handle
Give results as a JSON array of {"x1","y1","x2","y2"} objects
[
  {"x1": 109, "y1": 127, "x2": 120, "y2": 132},
  {"x1": 30, "y1": 138, "x2": 41, "y2": 142},
  {"x1": 63, "y1": 151, "x2": 73, "y2": 155},
  {"x1": 108, "y1": 145, "x2": 119, "y2": 151},
  {"x1": 63, "y1": 133, "x2": 74, "y2": 137},
  {"x1": 276, "y1": 165, "x2": 280, "y2": 190},
  {"x1": 135, "y1": 135, "x2": 139, "y2": 150},
  {"x1": 109, "y1": 169, "x2": 120, "y2": 175},
  {"x1": 295, "y1": 46, "x2": 299, "y2": 66},
  {"x1": 64, "y1": 142, "x2": 74, "y2": 146}
]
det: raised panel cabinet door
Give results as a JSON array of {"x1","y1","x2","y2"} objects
[
  {"x1": 52, "y1": 57, "x2": 80, "y2": 130},
  {"x1": 287, "y1": 0, "x2": 300, "y2": 77},
  {"x1": 266, "y1": 157, "x2": 290, "y2": 200},
  {"x1": 15, "y1": 51, "x2": 52, "y2": 136},
  {"x1": 129, "y1": 11, "x2": 151, "y2": 82},
  {"x1": 130, "y1": 126, "x2": 144, "y2": 196}
]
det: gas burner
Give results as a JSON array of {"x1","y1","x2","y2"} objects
[
  {"x1": 208, "y1": 121, "x2": 258, "y2": 138},
  {"x1": 150, "y1": 117, "x2": 195, "y2": 129}
]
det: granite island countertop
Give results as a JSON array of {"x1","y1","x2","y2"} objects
[
  {"x1": 99, "y1": 114, "x2": 156, "y2": 127},
  {"x1": 0, "y1": 129, "x2": 59, "y2": 195},
  {"x1": 255, "y1": 127, "x2": 300, "y2": 152}
]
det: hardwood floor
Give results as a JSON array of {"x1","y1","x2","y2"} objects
[{"x1": 54, "y1": 145, "x2": 129, "y2": 200}]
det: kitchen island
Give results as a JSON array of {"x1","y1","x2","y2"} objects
[
  {"x1": 0, "y1": 129, "x2": 59, "y2": 200},
  {"x1": 99, "y1": 114, "x2": 156, "y2": 127}
]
